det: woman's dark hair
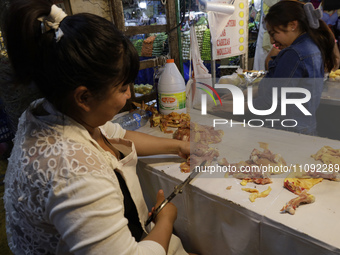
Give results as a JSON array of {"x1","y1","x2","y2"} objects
[
  {"x1": 2, "y1": 0, "x2": 139, "y2": 111},
  {"x1": 265, "y1": 0, "x2": 336, "y2": 72}
]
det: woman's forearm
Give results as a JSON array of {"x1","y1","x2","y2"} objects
[
  {"x1": 142, "y1": 218, "x2": 173, "y2": 252},
  {"x1": 124, "y1": 130, "x2": 189, "y2": 157}
]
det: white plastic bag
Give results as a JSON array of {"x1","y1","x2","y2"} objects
[{"x1": 186, "y1": 25, "x2": 214, "y2": 110}]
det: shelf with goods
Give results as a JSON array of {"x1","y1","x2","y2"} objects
[
  {"x1": 125, "y1": 29, "x2": 169, "y2": 111},
  {"x1": 181, "y1": 13, "x2": 222, "y2": 82},
  {"x1": 131, "y1": 32, "x2": 169, "y2": 58},
  {"x1": 180, "y1": 0, "x2": 260, "y2": 81},
  {"x1": 111, "y1": 0, "x2": 182, "y2": 111}
]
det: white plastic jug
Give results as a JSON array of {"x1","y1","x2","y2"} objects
[{"x1": 158, "y1": 59, "x2": 186, "y2": 115}]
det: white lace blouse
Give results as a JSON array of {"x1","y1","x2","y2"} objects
[{"x1": 3, "y1": 99, "x2": 187, "y2": 255}]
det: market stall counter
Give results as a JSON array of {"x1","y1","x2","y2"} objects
[
  {"x1": 136, "y1": 109, "x2": 340, "y2": 255},
  {"x1": 317, "y1": 80, "x2": 340, "y2": 140}
]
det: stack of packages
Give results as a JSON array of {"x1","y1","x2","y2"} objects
[
  {"x1": 181, "y1": 30, "x2": 190, "y2": 60},
  {"x1": 181, "y1": 24, "x2": 208, "y2": 60},
  {"x1": 133, "y1": 39, "x2": 144, "y2": 56},
  {"x1": 152, "y1": 33, "x2": 168, "y2": 57},
  {"x1": 162, "y1": 38, "x2": 169, "y2": 56},
  {"x1": 195, "y1": 25, "x2": 207, "y2": 55},
  {"x1": 141, "y1": 35, "x2": 156, "y2": 57},
  {"x1": 201, "y1": 28, "x2": 211, "y2": 61}
]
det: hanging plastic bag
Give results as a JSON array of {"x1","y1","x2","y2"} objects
[
  {"x1": 206, "y1": 1, "x2": 234, "y2": 59},
  {"x1": 186, "y1": 25, "x2": 213, "y2": 110}
]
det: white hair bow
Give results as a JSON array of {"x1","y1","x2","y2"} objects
[{"x1": 38, "y1": 4, "x2": 67, "y2": 42}]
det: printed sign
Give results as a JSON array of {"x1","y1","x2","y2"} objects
[{"x1": 212, "y1": 0, "x2": 248, "y2": 60}]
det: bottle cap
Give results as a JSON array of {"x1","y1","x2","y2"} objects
[{"x1": 166, "y1": 59, "x2": 174, "y2": 63}]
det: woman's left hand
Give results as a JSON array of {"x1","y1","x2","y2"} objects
[{"x1": 178, "y1": 141, "x2": 190, "y2": 159}]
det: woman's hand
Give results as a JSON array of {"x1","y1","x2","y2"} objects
[
  {"x1": 265, "y1": 46, "x2": 280, "y2": 70},
  {"x1": 143, "y1": 189, "x2": 177, "y2": 251},
  {"x1": 149, "y1": 190, "x2": 177, "y2": 225},
  {"x1": 178, "y1": 141, "x2": 190, "y2": 159}
]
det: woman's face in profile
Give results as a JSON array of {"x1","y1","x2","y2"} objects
[{"x1": 266, "y1": 24, "x2": 297, "y2": 50}]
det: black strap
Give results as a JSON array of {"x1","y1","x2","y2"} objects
[{"x1": 114, "y1": 170, "x2": 144, "y2": 241}]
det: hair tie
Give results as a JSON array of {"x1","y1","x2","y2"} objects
[
  {"x1": 37, "y1": 5, "x2": 67, "y2": 42},
  {"x1": 304, "y1": 2, "x2": 322, "y2": 29}
]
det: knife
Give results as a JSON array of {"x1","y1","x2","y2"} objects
[{"x1": 145, "y1": 160, "x2": 206, "y2": 227}]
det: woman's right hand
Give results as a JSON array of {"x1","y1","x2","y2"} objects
[
  {"x1": 151, "y1": 190, "x2": 177, "y2": 225},
  {"x1": 143, "y1": 190, "x2": 177, "y2": 251}
]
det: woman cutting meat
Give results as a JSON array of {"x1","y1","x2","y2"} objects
[
  {"x1": 217, "y1": 0, "x2": 338, "y2": 135},
  {"x1": 2, "y1": 1, "x2": 196, "y2": 254}
]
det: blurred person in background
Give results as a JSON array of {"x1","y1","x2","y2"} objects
[{"x1": 217, "y1": 0, "x2": 338, "y2": 135}]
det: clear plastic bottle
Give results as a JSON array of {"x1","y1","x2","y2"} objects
[
  {"x1": 158, "y1": 59, "x2": 186, "y2": 115},
  {"x1": 112, "y1": 109, "x2": 152, "y2": 131}
]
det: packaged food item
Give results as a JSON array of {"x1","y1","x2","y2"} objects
[{"x1": 134, "y1": 84, "x2": 153, "y2": 95}]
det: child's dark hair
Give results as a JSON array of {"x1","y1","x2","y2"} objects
[
  {"x1": 265, "y1": 0, "x2": 337, "y2": 72},
  {"x1": 3, "y1": 0, "x2": 139, "y2": 111}
]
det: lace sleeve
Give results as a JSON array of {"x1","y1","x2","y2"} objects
[{"x1": 4, "y1": 124, "x2": 163, "y2": 255}]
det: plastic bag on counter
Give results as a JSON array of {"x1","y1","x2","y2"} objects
[
  {"x1": 218, "y1": 69, "x2": 266, "y2": 89},
  {"x1": 218, "y1": 72, "x2": 246, "y2": 88},
  {"x1": 241, "y1": 70, "x2": 267, "y2": 85}
]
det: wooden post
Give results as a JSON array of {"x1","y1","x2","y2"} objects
[
  {"x1": 166, "y1": 0, "x2": 181, "y2": 70},
  {"x1": 110, "y1": 0, "x2": 125, "y2": 31}
]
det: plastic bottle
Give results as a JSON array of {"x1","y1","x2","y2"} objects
[
  {"x1": 153, "y1": 66, "x2": 164, "y2": 112},
  {"x1": 158, "y1": 59, "x2": 186, "y2": 115},
  {"x1": 112, "y1": 109, "x2": 152, "y2": 131}
]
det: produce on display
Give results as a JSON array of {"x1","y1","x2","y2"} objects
[
  {"x1": 133, "y1": 33, "x2": 168, "y2": 57},
  {"x1": 141, "y1": 35, "x2": 156, "y2": 57},
  {"x1": 181, "y1": 30, "x2": 190, "y2": 60},
  {"x1": 133, "y1": 39, "x2": 143, "y2": 56},
  {"x1": 181, "y1": 24, "x2": 208, "y2": 60},
  {"x1": 201, "y1": 28, "x2": 211, "y2": 61},
  {"x1": 134, "y1": 84, "x2": 153, "y2": 95},
  {"x1": 152, "y1": 32, "x2": 168, "y2": 57}
]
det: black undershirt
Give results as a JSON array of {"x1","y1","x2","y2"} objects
[{"x1": 114, "y1": 162, "x2": 144, "y2": 241}]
